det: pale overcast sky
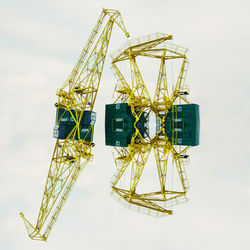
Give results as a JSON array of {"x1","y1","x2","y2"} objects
[{"x1": 1, "y1": 0, "x2": 250, "y2": 250}]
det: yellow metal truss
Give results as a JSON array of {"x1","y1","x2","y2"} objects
[
  {"x1": 20, "y1": 8, "x2": 129, "y2": 241},
  {"x1": 110, "y1": 33, "x2": 192, "y2": 216}
]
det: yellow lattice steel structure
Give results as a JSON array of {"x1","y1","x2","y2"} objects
[
  {"x1": 20, "y1": 8, "x2": 129, "y2": 241},
  {"x1": 109, "y1": 33, "x2": 193, "y2": 216}
]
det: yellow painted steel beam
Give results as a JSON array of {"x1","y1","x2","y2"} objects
[
  {"x1": 110, "y1": 33, "x2": 192, "y2": 216},
  {"x1": 20, "y1": 8, "x2": 129, "y2": 241}
]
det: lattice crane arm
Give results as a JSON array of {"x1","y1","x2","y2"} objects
[
  {"x1": 20, "y1": 8, "x2": 129, "y2": 241},
  {"x1": 57, "y1": 8, "x2": 129, "y2": 111}
]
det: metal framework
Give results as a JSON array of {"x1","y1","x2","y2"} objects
[
  {"x1": 20, "y1": 8, "x2": 129, "y2": 241},
  {"x1": 110, "y1": 33, "x2": 193, "y2": 216}
]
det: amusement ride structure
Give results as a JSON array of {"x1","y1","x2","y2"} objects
[
  {"x1": 20, "y1": 8, "x2": 200, "y2": 241},
  {"x1": 105, "y1": 33, "x2": 199, "y2": 216},
  {"x1": 20, "y1": 8, "x2": 129, "y2": 241}
]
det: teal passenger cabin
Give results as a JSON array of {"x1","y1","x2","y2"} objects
[
  {"x1": 157, "y1": 104, "x2": 200, "y2": 146},
  {"x1": 105, "y1": 103, "x2": 200, "y2": 147},
  {"x1": 105, "y1": 103, "x2": 148, "y2": 147},
  {"x1": 53, "y1": 108, "x2": 96, "y2": 142}
]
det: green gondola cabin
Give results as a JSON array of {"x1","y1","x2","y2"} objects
[
  {"x1": 105, "y1": 103, "x2": 149, "y2": 147},
  {"x1": 105, "y1": 103, "x2": 199, "y2": 147},
  {"x1": 53, "y1": 108, "x2": 96, "y2": 142}
]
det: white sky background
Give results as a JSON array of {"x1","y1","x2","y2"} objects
[{"x1": 1, "y1": 0, "x2": 250, "y2": 249}]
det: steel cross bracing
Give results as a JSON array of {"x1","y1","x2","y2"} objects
[
  {"x1": 20, "y1": 8, "x2": 129, "y2": 241},
  {"x1": 110, "y1": 33, "x2": 192, "y2": 216}
]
